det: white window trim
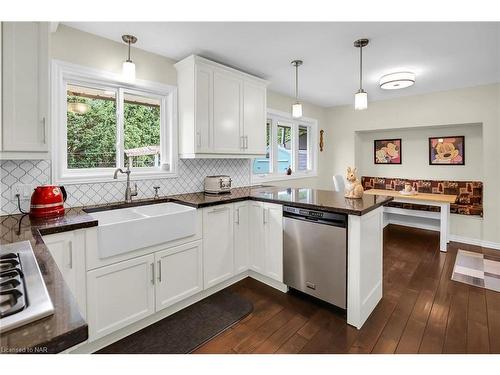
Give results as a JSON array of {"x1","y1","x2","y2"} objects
[
  {"x1": 51, "y1": 60, "x2": 178, "y2": 184},
  {"x1": 251, "y1": 108, "x2": 318, "y2": 184}
]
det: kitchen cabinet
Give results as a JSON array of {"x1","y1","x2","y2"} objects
[
  {"x1": 43, "y1": 230, "x2": 87, "y2": 319},
  {"x1": 86, "y1": 253, "x2": 156, "y2": 340},
  {"x1": 248, "y1": 201, "x2": 283, "y2": 282},
  {"x1": 263, "y1": 203, "x2": 284, "y2": 282},
  {"x1": 242, "y1": 81, "x2": 267, "y2": 154},
  {"x1": 1, "y1": 22, "x2": 49, "y2": 158},
  {"x1": 155, "y1": 240, "x2": 203, "y2": 311},
  {"x1": 212, "y1": 71, "x2": 243, "y2": 153},
  {"x1": 175, "y1": 55, "x2": 268, "y2": 158},
  {"x1": 202, "y1": 204, "x2": 235, "y2": 288},
  {"x1": 233, "y1": 201, "x2": 249, "y2": 273},
  {"x1": 248, "y1": 201, "x2": 266, "y2": 274}
]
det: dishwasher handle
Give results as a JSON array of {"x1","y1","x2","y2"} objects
[{"x1": 283, "y1": 206, "x2": 347, "y2": 228}]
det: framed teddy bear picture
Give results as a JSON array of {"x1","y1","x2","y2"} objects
[
  {"x1": 429, "y1": 136, "x2": 465, "y2": 165},
  {"x1": 374, "y1": 138, "x2": 402, "y2": 164}
]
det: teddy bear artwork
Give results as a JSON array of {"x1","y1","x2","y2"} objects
[{"x1": 345, "y1": 167, "x2": 364, "y2": 199}]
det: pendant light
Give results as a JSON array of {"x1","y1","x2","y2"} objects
[
  {"x1": 354, "y1": 38, "x2": 369, "y2": 110},
  {"x1": 291, "y1": 60, "x2": 303, "y2": 118},
  {"x1": 122, "y1": 34, "x2": 137, "y2": 82}
]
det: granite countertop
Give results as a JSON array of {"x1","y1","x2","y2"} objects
[
  {"x1": 0, "y1": 185, "x2": 391, "y2": 353},
  {"x1": 170, "y1": 186, "x2": 393, "y2": 216},
  {"x1": 0, "y1": 208, "x2": 96, "y2": 354}
]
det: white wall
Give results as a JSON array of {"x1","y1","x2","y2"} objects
[
  {"x1": 356, "y1": 123, "x2": 483, "y2": 181},
  {"x1": 326, "y1": 84, "x2": 500, "y2": 245}
]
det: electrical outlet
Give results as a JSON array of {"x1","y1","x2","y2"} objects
[{"x1": 11, "y1": 184, "x2": 34, "y2": 201}]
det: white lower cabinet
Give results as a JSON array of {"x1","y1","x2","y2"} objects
[
  {"x1": 42, "y1": 230, "x2": 87, "y2": 319},
  {"x1": 202, "y1": 204, "x2": 235, "y2": 288},
  {"x1": 248, "y1": 201, "x2": 283, "y2": 282},
  {"x1": 264, "y1": 203, "x2": 284, "y2": 282},
  {"x1": 233, "y1": 201, "x2": 249, "y2": 273},
  {"x1": 155, "y1": 241, "x2": 203, "y2": 311},
  {"x1": 87, "y1": 253, "x2": 156, "y2": 340},
  {"x1": 248, "y1": 201, "x2": 266, "y2": 273}
]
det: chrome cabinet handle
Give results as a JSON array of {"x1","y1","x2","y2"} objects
[
  {"x1": 211, "y1": 206, "x2": 229, "y2": 213},
  {"x1": 67, "y1": 241, "x2": 73, "y2": 269},
  {"x1": 151, "y1": 263, "x2": 155, "y2": 285},
  {"x1": 235, "y1": 207, "x2": 240, "y2": 224},
  {"x1": 262, "y1": 207, "x2": 266, "y2": 224},
  {"x1": 196, "y1": 132, "x2": 201, "y2": 147},
  {"x1": 240, "y1": 136, "x2": 245, "y2": 149},
  {"x1": 244, "y1": 136, "x2": 248, "y2": 149},
  {"x1": 157, "y1": 260, "x2": 162, "y2": 282},
  {"x1": 42, "y1": 117, "x2": 46, "y2": 144}
]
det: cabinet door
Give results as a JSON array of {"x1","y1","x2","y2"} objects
[
  {"x1": 195, "y1": 63, "x2": 213, "y2": 153},
  {"x1": 203, "y1": 204, "x2": 234, "y2": 288},
  {"x1": 264, "y1": 203, "x2": 283, "y2": 282},
  {"x1": 43, "y1": 230, "x2": 87, "y2": 318},
  {"x1": 248, "y1": 201, "x2": 266, "y2": 274},
  {"x1": 87, "y1": 253, "x2": 155, "y2": 340},
  {"x1": 233, "y1": 201, "x2": 249, "y2": 274},
  {"x1": 2, "y1": 22, "x2": 48, "y2": 152},
  {"x1": 243, "y1": 81, "x2": 266, "y2": 154},
  {"x1": 155, "y1": 241, "x2": 203, "y2": 311},
  {"x1": 213, "y1": 71, "x2": 242, "y2": 153}
]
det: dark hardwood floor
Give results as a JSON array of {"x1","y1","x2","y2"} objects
[{"x1": 194, "y1": 224, "x2": 500, "y2": 354}]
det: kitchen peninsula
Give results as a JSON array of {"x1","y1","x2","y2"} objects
[{"x1": 0, "y1": 185, "x2": 391, "y2": 354}]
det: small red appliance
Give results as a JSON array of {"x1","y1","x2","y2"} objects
[{"x1": 29, "y1": 185, "x2": 67, "y2": 219}]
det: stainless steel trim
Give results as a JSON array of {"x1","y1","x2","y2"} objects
[
  {"x1": 0, "y1": 241, "x2": 54, "y2": 333},
  {"x1": 42, "y1": 117, "x2": 46, "y2": 144},
  {"x1": 157, "y1": 260, "x2": 162, "y2": 282},
  {"x1": 68, "y1": 240, "x2": 73, "y2": 269}
]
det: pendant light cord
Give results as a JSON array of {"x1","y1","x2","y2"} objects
[
  {"x1": 295, "y1": 63, "x2": 299, "y2": 100},
  {"x1": 359, "y1": 44, "x2": 363, "y2": 91}
]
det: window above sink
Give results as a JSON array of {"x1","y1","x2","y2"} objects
[{"x1": 51, "y1": 60, "x2": 178, "y2": 184}]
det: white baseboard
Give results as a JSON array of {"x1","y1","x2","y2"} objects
[
  {"x1": 384, "y1": 220, "x2": 500, "y2": 251},
  {"x1": 449, "y1": 234, "x2": 500, "y2": 250}
]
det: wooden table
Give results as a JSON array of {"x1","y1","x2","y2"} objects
[{"x1": 364, "y1": 189, "x2": 457, "y2": 252}]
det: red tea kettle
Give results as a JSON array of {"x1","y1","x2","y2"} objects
[{"x1": 30, "y1": 185, "x2": 67, "y2": 219}]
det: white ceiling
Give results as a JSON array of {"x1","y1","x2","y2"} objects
[{"x1": 64, "y1": 22, "x2": 500, "y2": 108}]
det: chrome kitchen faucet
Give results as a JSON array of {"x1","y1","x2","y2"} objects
[{"x1": 113, "y1": 165, "x2": 138, "y2": 203}]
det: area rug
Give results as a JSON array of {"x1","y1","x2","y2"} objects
[
  {"x1": 451, "y1": 249, "x2": 500, "y2": 292},
  {"x1": 95, "y1": 289, "x2": 253, "y2": 354}
]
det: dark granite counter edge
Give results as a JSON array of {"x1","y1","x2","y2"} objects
[{"x1": 169, "y1": 195, "x2": 393, "y2": 216}]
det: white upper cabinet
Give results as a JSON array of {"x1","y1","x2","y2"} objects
[
  {"x1": 1, "y1": 22, "x2": 49, "y2": 158},
  {"x1": 243, "y1": 81, "x2": 266, "y2": 154},
  {"x1": 175, "y1": 55, "x2": 268, "y2": 158}
]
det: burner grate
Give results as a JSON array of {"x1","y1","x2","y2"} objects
[{"x1": 0, "y1": 253, "x2": 26, "y2": 318}]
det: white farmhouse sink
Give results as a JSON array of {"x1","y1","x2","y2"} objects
[{"x1": 89, "y1": 203, "x2": 196, "y2": 259}]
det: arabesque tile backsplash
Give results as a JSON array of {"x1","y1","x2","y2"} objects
[{"x1": 0, "y1": 159, "x2": 251, "y2": 215}]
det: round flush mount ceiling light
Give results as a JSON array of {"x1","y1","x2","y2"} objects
[{"x1": 380, "y1": 71, "x2": 416, "y2": 90}]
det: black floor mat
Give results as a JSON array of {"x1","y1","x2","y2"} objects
[{"x1": 95, "y1": 289, "x2": 253, "y2": 354}]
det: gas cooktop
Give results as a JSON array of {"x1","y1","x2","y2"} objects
[{"x1": 0, "y1": 241, "x2": 54, "y2": 333}]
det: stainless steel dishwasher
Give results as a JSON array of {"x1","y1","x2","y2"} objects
[{"x1": 283, "y1": 205, "x2": 347, "y2": 309}]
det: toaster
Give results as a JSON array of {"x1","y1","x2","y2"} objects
[{"x1": 204, "y1": 175, "x2": 232, "y2": 194}]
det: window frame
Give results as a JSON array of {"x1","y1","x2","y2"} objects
[
  {"x1": 252, "y1": 109, "x2": 318, "y2": 184},
  {"x1": 52, "y1": 60, "x2": 178, "y2": 184}
]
